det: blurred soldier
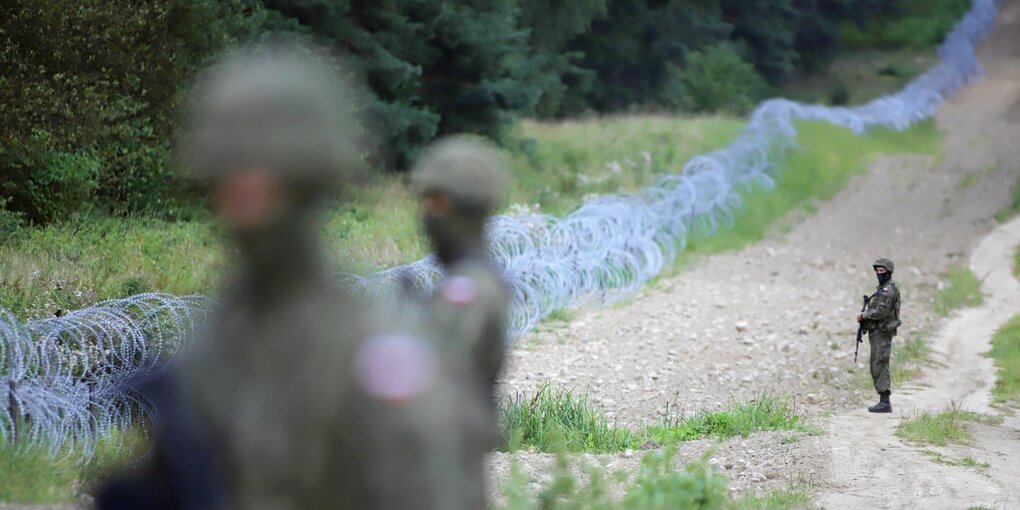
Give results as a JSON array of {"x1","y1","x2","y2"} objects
[
  {"x1": 412, "y1": 136, "x2": 511, "y2": 507},
  {"x1": 856, "y1": 257, "x2": 902, "y2": 413},
  {"x1": 101, "y1": 44, "x2": 479, "y2": 510}
]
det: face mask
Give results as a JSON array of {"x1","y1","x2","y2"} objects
[
  {"x1": 876, "y1": 271, "x2": 891, "y2": 286},
  {"x1": 423, "y1": 212, "x2": 484, "y2": 266}
]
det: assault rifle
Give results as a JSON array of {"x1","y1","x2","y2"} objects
[{"x1": 854, "y1": 294, "x2": 871, "y2": 363}]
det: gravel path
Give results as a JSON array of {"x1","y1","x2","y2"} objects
[{"x1": 491, "y1": 0, "x2": 1020, "y2": 504}]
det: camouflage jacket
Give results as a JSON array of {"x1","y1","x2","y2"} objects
[
  {"x1": 862, "y1": 280, "x2": 901, "y2": 334},
  {"x1": 426, "y1": 257, "x2": 509, "y2": 393}
]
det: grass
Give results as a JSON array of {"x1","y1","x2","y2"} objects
[
  {"x1": 0, "y1": 115, "x2": 744, "y2": 319},
  {"x1": 920, "y1": 450, "x2": 989, "y2": 468},
  {"x1": 1014, "y1": 243, "x2": 1019, "y2": 277},
  {"x1": 499, "y1": 387, "x2": 810, "y2": 454},
  {"x1": 646, "y1": 396, "x2": 812, "y2": 444},
  {"x1": 499, "y1": 448, "x2": 729, "y2": 510},
  {"x1": 994, "y1": 176, "x2": 1020, "y2": 223},
  {"x1": 0, "y1": 116, "x2": 942, "y2": 319},
  {"x1": 499, "y1": 384, "x2": 636, "y2": 453},
  {"x1": 932, "y1": 266, "x2": 984, "y2": 316},
  {"x1": 988, "y1": 315, "x2": 1020, "y2": 405},
  {"x1": 0, "y1": 432, "x2": 144, "y2": 503},
  {"x1": 895, "y1": 406, "x2": 1000, "y2": 446},
  {"x1": 959, "y1": 173, "x2": 977, "y2": 189},
  {"x1": 1013, "y1": 241, "x2": 1020, "y2": 278},
  {"x1": 499, "y1": 448, "x2": 810, "y2": 510},
  {"x1": 728, "y1": 486, "x2": 812, "y2": 510}
]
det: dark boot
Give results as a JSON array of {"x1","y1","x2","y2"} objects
[{"x1": 868, "y1": 391, "x2": 892, "y2": 413}]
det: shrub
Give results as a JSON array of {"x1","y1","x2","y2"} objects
[{"x1": 660, "y1": 43, "x2": 767, "y2": 115}]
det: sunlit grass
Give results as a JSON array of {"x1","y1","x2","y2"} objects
[
  {"x1": 933, "y1": 266, "x2": 983, "y2": 316},
  {"x1": 0, "y1": 431, "x2": 145, "y2": 503},
  {"x1": 895, "y1": 406, "x2": 1000, "y2": 446},
  {"x1": 989, "y1": 315, "x2": 1020, "y2": 405}
]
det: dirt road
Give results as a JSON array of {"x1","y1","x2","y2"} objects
[
  {"x1": 817, "y1": 216, "x2": 1020, "y2": 509},
  {"x1": 494, "y1": 0, "x2": 1020, "y2": 505}
]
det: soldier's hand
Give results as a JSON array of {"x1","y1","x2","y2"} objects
[{"x1": 856, "y1": 313, "x2": 863, "y2": 323}]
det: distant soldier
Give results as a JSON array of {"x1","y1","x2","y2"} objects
[
  {"x1": 100, "y1": 44, "x2": 480, "y2": 510},
  {"x1": 412, "y1": 136, "x2": 511, "y2": 507},
  {"x1": 856, "y1": 257, "x2": 901, "y2": 413}
]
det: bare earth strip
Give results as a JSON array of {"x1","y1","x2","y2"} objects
[{"x1": 491, "y1": 0, "x2": 1020, "y2": 505}]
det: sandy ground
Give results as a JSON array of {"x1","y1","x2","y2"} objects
[{"x1": 491, "y1": 0, "x2": 1020, "y2": 506}]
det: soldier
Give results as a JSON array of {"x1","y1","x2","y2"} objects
[
  {"x1": 856, "y1": 257, "x2": 902, "y2": 413},
  {"x1": 412, "y1": 136, "x2": 511, "y2": 507},
  {"x1": 101, "y1": 44, "x2": 480, "y2": 510}
]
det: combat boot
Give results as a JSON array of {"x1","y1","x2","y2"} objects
[{"x1": 868, "y1": 391, "x2": 892, "y2": 413}]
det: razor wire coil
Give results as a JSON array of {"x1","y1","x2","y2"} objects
[{"x1": 0, "y1": 0, "x2": 1000, "y2": 457}]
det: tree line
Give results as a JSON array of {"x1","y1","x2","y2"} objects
[{"x1": 0, "y1": 0, "x2": 967, "y2": 224}]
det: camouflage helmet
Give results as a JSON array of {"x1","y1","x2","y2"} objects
[
  {"x1": 873, "y1": 257, "x2": 895, "y2": 273},
  {"x1": 411, "y1": 136, "x2": 508, "y2": 214},
  {"x1": 181, "y1": 42, "x2": 361, "y2": 189}
]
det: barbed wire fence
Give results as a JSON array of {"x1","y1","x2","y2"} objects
[{"x1": 0, "y1": 0, "x2": 1000, "y2": 458}]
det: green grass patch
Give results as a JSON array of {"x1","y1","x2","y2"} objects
[
  {"x1": 499, "y1": 389, "x2": 810, "y2": 454},
  {"x1": 891, "y1": 334, "x2": 933, "y2": 385},
  {"x1": 959, "y1": 173, "x2": 977, "y2": 189},
  {"x1": 995, "y1": 177, "x2": 1020, "y2": 223},
  {"x1": 647, "y1": 396, "x2": 811, "y2": 444},
  {"x1": 920, "y1": 450, "x2": 989, "y2": 468},
  {"x1": 728, "y1": 486, "x2": 812, "y2": 510},
  {"x1": 0, "y1": 432, "x2": 144, "y2": 503},
  {"x1": 498, "y1": 384, "x2": 636, "y2": 453},
  {"x1": 989, "y1": 314, "x2": 1020, "y2": 405},
  {"x1": 933, "y1": 266, "x2": 984, "y2": 316},
  {"x1": 499, "y1": 449, "x2": 809, "y2": 510},
  {"x1": 895, "y1": 406, "x2": 999, "y2": 446},
  {"x1": 499, "y1": 448, "x2": 730, "y2": 510},
  {"x1": 1014, "y1": 244, "x2": 1019, "y2": 277}
]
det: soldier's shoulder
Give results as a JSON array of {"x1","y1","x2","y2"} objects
[{"x1": 880, "y1": 281, "x2": 900, "y2": 296}]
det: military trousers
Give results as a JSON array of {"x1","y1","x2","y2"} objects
[{"x1": 869, "y1": 329, "x2": 893, "y2": 394}]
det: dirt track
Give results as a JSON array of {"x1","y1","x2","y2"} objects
[{"x1": 492, "y1": 0, "x2": 1020, "y2": 506}]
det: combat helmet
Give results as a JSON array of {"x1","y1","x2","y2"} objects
[
  {"x1": 411, "y1": 136, "x2": 508, "y2": 215},
  {"x1": 873, "y1": 257, "x2": 895, "y2": 273},
  {"x1": 181, "y1": 42, "x2": 361, "y2": 192}
]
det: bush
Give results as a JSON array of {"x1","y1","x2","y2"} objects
[
  {"x1": 0, "y1": 0, "x2": 261, "y2": 223},
  {"x1": 659, "y1": 44, "x2": 767, "y2": 115},
  {"x1": 839, "y1": 0, "x2": 971, "y2": 50}
]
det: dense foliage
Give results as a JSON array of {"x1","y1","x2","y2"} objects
[{"x1": 0, "y1": 0, "x2": 968, "y2": 224}]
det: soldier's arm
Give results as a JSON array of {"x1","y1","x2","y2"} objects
[{"x1": 862, "y1": 291, "x2": 894, "y2": 321}]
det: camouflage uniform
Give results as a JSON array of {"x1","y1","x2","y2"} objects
[
  {"x1": 101, "y1": 45, "x2": 483, "y2": 510},
  {"x1": 412, "y1": 136, "x2": 511, "y2": 508},
  {"x1": 861, "y1": 257, "x2": 901, "y2": 413}
]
